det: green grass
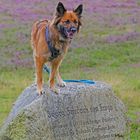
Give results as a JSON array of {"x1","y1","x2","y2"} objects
[
  {"x1": 0, "y1": 40, "x2": 140, "y2": 139},
  {"x1": 0, "y1": 68, "x2": 33, "y2": 125}
]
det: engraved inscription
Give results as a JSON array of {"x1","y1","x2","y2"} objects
[
  {"x1": 48, "y1": 105, "x2": 118, "y2": 139},
  {"x1": 48, "y1": 104, "x2": 113, "y2": 119}
]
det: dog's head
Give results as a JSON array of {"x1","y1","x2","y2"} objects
[{"x1": 53, "y1": 2, "x2": 83, "y2": 39}]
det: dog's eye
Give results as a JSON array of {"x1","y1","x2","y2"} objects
[
  {"x1": 64, "y1": 20, "x2": 70, "y2": 24},
  {"x1": 74, "y1": 20, "x2": 78, "y2": 24}
]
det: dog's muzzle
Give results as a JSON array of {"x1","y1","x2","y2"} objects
[
  {"x1": 66, "y1": 26, "x2": 77, "y2": 39},
  {"x1": 58, "y1": 25, "x2": 77, "y2": 39}
]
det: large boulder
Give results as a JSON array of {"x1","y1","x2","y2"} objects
[{"x1": 0, "y1": 81, "x2": 127, "y2": 140}]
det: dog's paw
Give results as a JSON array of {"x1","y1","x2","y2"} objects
[
  {"x1": 51, "y1": 87, "x2": 60, "y2": 94},
  {"x1": 38, "y1": 90, "x2": 46, "y2": 96},
  {"x1": 58, "y1": 81, "x2": 66, "y2": 87}
]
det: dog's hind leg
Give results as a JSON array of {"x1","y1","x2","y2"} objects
[{"x1": 35, "y1": 56, "x2": 44, "y2": 95}]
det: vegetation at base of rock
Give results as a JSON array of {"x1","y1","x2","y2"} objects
[{"x1": 0, "y1": 112, "x2": 26, "y2": 140}]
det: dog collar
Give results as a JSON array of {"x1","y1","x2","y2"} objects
[{"x1": 45, "y1": 26, "x2": 61, "y2": 61}]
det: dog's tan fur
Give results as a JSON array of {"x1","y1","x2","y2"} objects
[{"x1": 31, "y1": 2, "x2": 83, "y2": 95}]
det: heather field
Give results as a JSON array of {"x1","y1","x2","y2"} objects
[{"x1": 0, "y1": 0, "x2": 140, "y2": 139}]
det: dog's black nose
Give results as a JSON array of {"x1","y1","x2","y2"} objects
[{"x1": 70, "y1": 27, "x2": 77, "y2": 33}]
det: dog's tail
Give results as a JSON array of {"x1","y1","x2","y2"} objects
[
  {"x1": 31, "y1": 19, "x2": 48, "y2": 49},
  {"x1": 31, "y1": 21, "x2": 39, "y2": 49}
]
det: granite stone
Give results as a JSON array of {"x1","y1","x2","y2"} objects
[{"x1": 0, "y1": 81, "x2": 127, "y2": 140}]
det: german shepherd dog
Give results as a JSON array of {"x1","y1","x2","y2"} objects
[{"x1": 31, "y1": 2, "x2": 83, "y2": 95}]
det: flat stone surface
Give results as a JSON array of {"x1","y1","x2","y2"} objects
[{"x1": 0, "y1": 81, "x2": 127, "y2": 140}]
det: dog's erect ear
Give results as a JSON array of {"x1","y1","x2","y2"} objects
[
  {"x1": 74, "y1": 4, "x2": 83, "y2": 18},
  {"x1": 56, "y1": 2, "x2": 66, "y2": 16}
]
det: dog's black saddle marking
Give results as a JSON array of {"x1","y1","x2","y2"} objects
[{"x1": 45, "y1": 26, "x2": 61, "y2": 61}]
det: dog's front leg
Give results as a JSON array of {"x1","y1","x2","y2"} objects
[
  {"x1": 56, "y1": 70, "x2": 66, "y2": 87},
  {"x1": 49, "y1": 60, "x2": 61, "y2": 94}
]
